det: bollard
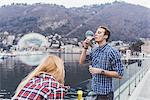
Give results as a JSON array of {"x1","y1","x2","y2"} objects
[{"x1": 77, "y1": 90, "x2": 83, "y2": 100}]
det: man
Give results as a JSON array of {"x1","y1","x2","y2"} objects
[{"x1": 79, "y1": 26, "x2": 124, "y2": 100}]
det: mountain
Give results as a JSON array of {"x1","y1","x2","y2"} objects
[{"x1": 0, "y1": 1, "x2": 149, "y2": 41}]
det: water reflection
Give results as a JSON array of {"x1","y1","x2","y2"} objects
[{"x1": 17, "y1": 53, "x2": 48, "y2": 66}]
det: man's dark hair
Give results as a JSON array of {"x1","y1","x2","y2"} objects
[{"x1": 99, "y1": 26, "x2": 110, "y2": 42}]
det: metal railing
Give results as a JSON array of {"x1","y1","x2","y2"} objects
[{"x1": 114, "y1": 57, "x2": 150, "y2": 100}]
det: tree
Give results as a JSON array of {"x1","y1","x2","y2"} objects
[{"x1": 129, "y1": 40, "x2": 144, "y2": 52}]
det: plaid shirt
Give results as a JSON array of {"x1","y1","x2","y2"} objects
[
  {"x1": 14, "y1": 73, "x2": 67, "y2": 100},
  {"x1": 89, "y1": 44, "x2": 124, "y2": 95}
]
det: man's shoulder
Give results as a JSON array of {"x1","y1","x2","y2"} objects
[
  {"x1": 107, "y1": 45, "x2": 120, "y2": 58},
  {"x1": 107, "y1": 45, "x2": 119, "y2": 52}
]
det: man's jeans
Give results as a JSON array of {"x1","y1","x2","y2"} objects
[{"x1": 96, "y1": 92, "x2": 114, "y2": 100}]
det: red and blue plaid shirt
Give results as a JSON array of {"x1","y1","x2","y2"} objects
[{"x1": 14, "y1": 73, "x2": 67, "y2": 100}]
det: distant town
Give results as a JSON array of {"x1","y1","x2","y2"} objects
[{"x1": 0, "y1": 31, "x2": 150, "y2": 58}]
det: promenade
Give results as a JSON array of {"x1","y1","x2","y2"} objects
[{"x1": 129, "y1": 68, "x2": 150, "y2": 100}]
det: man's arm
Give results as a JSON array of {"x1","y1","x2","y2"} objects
[
  {"x1": 79, "y1": 48, "x2": 88, "y2": 64},
  {"x1": 79, "y1": 39, "x2": 90, "y2": 64},
  {"x1": 102, "y1": 70, "x2": 123, "y2": 79},
  {"x1": 89, "y1": 66, "x2": 122, "y2": 79}
]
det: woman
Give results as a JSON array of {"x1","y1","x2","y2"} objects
[{"x1": 12, "y1": 55, "x2": 68, "y2": 100}]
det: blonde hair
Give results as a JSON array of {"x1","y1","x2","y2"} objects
[{"x1": 12, "y1": 55, "x2": 65, "y2": 99}]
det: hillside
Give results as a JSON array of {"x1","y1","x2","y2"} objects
[{"x1": 0, "y1": 1, "x2": 149, "y2": 41}]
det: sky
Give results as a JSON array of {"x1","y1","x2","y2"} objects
[{"x1": 0, "y1": 0, "x2": 150, "y2": 8}]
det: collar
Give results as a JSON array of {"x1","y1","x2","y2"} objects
[
  {"x1": 39, "y1": 73, "x2": 56, "y2": 80},
  {"x1": 98, "y1": 43, "x2": 108, "y2": 52}
]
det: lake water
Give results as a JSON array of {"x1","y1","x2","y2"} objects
[{"x1": 0, "y1": 52, "x2": 92, "y2": 99}]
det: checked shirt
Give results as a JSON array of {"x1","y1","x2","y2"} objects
[
  {"x1": 89, "y1": 44, "x2": 124, "y2": 95},
  {"x1": 14, "y1": 73, "x2": 67, "y2": 100}
]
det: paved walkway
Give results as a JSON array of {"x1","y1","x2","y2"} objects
[{"x1": 129, "y1": 68, "x2": 150, "y2": 100}]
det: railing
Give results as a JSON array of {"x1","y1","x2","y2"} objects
[{"x1": 114, "y1": 57, "x2": 150, "y2": 100}]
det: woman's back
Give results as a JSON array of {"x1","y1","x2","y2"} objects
[{"x1": 14, "y1": 73, "x2": 67, "y2": 100}]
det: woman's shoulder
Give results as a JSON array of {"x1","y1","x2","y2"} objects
[{"x1": 40, "y1": 73, "x2": 66, "y2": 89}]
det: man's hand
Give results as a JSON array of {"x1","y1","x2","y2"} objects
[
  {"x1": 89, "y1": 65, "x2": 102, "y2": 75},
  {"x1": 82, "y1": 38, "x2": 90, "y2": 49}
]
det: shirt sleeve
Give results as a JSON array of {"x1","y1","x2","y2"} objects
[
  {"x1": 44, "y1": 87, "x2": 66, "y2": 99},
  {"x1": 111, "y1": 49, "x2": 124, "y2": 76},
  {"x1": 86, "y1": 53, "x2": 92, "y2": 62},
  {"x1": 85, "y1": 48, "x2": 92, "y2": 63}
]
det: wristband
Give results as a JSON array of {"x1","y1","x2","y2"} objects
[
  {"x1": 82, "y1": 45, "x2": 88, "y2": 49},
  {"x1": 84, "y1": 47, "x2": 88, "y2": 49}
]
